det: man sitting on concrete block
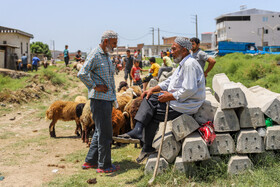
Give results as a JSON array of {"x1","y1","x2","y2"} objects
[{"x1": 118, "y1": 37, "x2": 206, "y2": 163}]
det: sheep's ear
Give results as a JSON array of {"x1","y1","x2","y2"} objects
[{"x1": 123, "y1": 111, "x2": 129, "y2": 118}]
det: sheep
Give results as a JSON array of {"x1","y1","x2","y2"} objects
[
  {"x1": 112, "y1": 107, "x2": 128, "y2": 137},
  {"x1": 46, "y1": 101, "x2": 85, "y2": 138},
  {"x1": 80, "y1": 100, "x2": 95, "y2": 144},
  {"x1": 123, "y1": 97, "x2": 143, "y2": 130},
  {"x1": 74, "y1": 96, "x2": 87, "y2": 103}
]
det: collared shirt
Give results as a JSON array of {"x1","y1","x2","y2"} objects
[
  {"x1": 77, "y1": 45, "x2": 116, "y2": 101},
  {"x1": 163, "y1": 56, "x2": 172, "y2": 67},
  {"x1": 158, "y1": 54, "x2": 205, "y2": 114}
]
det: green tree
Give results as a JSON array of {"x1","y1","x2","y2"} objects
[{"x1": 30, "y1": 41, "x2": 52, "y2": 59}]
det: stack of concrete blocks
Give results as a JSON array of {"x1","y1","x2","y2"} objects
[
  {"x1": 144, "y1": 73, "x2": 280, "y2": 176},
  {"x1": 148, "y1": 69, "x2": 175, "y2": 88}
]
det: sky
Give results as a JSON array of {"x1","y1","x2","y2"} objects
[{"x1": 1, "y1": 0, "x2": 280, "y2": 52}]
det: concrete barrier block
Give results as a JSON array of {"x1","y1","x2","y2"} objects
[
  {"x1": 145, "y1": 154, "x2": 169, "y2": 175},
  {"x1": 227, "y1": 155, "x2": 253, "y2": 175},
  {"x1": 172, "y1": 114, "x2": 200, "y2": 141},
  {"x1": 173, "y1": 156, "x2": 196, "y2": 176},
  {"x1": 247, "y1": 85, "x2": 280, "y2": 124},
  {"x1": 236, "y1": 107, "x2": 265, "y2": 128},
  {"x1": 236, "y1": 129, "x2": 264, "y2": 153},
  {"x1": 194, "y1": 91, "x2": 219, "y2": 124},
  {"x1": 149, "y1": 79, "x2": 158, "y2": 88},
  {"x1": 212, "y1": 73, "x2": 247, "y2": 109},
  {"x1": 182, "y1": 132, "x2": 211, "y2": 162},
  {"x1": 265, "y1": 125, "x2": 280, "y2": 150},
  {"x1": 152, "y1": 122, "x2": 181, "y2": 163},
  {"x1": 209, "y1": 133, "x2": 235, "y2": 155},
  {"x1": 214, "y1": 107, "x2": 240, "y2": 132}
]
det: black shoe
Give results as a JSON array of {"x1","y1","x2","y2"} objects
[{"x1": 136, "y1": 151, "x2": 156, "y2": 164}]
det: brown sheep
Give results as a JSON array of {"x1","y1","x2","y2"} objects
[
  {"x1": 123, "y1": 97, "x2": 143, "y2": 130},
  {"x1": 46, "y1": 101, "x2": 85, "y2": 137},
  {"x1": 112, "y1": 107, "x2": 128, "y2": 137}
]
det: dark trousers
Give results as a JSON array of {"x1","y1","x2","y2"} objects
[
  {"x1": 133, "y1": 79, "x2": 143, "y2": 89},
  {"x1": 134, "y1": 94, "x2": 182, "y2": 152},
  {"x1": 64, "y1": 56, "x2": 69, "y2": 66},
  {"x1": 22, "y1": 64, "x2": 27, "y2": 72},
  {"x1": 32, "y1": 65, "x2": 38, "y2": 71},
  {"x1": 85, "y1": 99, "x2": 113, "y2": 169}
]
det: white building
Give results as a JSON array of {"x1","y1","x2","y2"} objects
[
  {"x1": 0, "y1": 26, "x2": 33, "y2": 70},
  {"x1": 216, "y1": 8, "x2": 280, "y2": 47}
]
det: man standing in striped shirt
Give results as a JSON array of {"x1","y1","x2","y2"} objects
[{"x1": 78, "y1": 30, "x2": 120, "y2": 173}]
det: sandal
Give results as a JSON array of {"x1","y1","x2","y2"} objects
[
  {"x1": 82, "y1": 162, "x2": 98, "y2": 169},
  {"x1": 96, "y1": 164, "x2": 120, "y2": 173},
  {"x1": 136, "y1": 151, "x2": 156, "y2": 164}
]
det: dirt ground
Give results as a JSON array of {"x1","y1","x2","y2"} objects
[{"x1": 0, "y1": 70, "x2": 129, "y2": 187}]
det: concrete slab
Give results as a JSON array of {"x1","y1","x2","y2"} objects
[
  {"x1": 173, "y1": 156, "x2": 196, "y2": 176},
  {"x1": 209, "y1": 133, "x2": 235, "y2": 155},
  {"x1": 213, "y1": 107, "x2": 240, "y2": 132},
  {"x1": 236, "y1": 83, "x2": 266, "y2": 128},
  {"x1": 265, "y1": 125, "x2": 280, "y2": 150},
  {"x1": 236, "y1": 129, "x2": 264, "y2": 153},
  {"x1": 152, "y1": 122, "x2": 181, "y2": 163},
  {"x1": 182, "y1": 132, "x2": 211, "y2": 162},
  {"x1": 248, "y1": 85, "x2": 280, "y2": 124},
  {"x1": 144, "y1": 154, "x2": 169, "y2": 175},
  {"x1": 212, "y1": 73, "x2": 247, "y2": 109},
  {"x1": 227, "y1": 155, "x2": 253, "y2": 175},
  {"x1": 172, "y1": 114, "x2": 200, "y2": 141},
  {"x1": 194, "y1": 90, "x2": 219, "y2": 124}
]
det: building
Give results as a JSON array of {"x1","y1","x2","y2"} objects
[
  {"x1": 215, "y1": 8, "x2": 280, "y2": 47},
  {"x1": 200, "y1": 32, "x2": 216, "y2": 50},
  {"x1": 0, "y1": 26, "x2": 34, "y2": 70}
]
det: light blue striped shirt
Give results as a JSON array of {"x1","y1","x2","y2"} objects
[
  {"x1": 158, "y1": 54, "x2": 205, "y2": 114},
  {"x1": 77, "y1": 46, "x2": 116, "y2": 101}
]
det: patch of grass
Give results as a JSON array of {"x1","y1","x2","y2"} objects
[
  {"x1": 41, "y1": 69, "x2": 66, "y2": 85},
  {"x1": 206, "y1": 54, "x2": 280, "y2": 93},
  {"x1": 0, "y1": 74, "x2": 29, "y2": 92},
  {"x1": 7, "y1": 135, "x2": 49, "y2": 150}
]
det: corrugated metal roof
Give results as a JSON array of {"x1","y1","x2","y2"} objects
[
  {"x1": 215, "y1": 8, "x2": 280, "y2": 20},
  {"x1": 0, "y1": 26, "x2": 34, "y2": 38}
]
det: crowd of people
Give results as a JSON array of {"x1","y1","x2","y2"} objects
[{"x1": 76, "y1": 30, "x2": 217, "y2": 174}]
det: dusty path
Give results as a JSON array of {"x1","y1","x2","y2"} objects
[{"x1": 0, "y1": 70, "x2": 127, "y2": 187}]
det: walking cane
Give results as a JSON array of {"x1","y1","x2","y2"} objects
[{"x1": 148, "y1": 101, "x2": 169, "y2": 185}]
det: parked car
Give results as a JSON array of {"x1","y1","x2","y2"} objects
[{"x1": 205, "y1": 50, "x2": 218, "y2": 58}]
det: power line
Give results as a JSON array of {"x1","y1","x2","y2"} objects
[
  {"x1": 160, "y1": 29, "x2": 194, "y2": 36},
  {"x1": 118, "y1": 33, "x2": 150, "y2": 41}
]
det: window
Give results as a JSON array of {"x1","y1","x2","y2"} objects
[
  {"x1": 216, "y1": 16, "x2": 250, "y2": 24},
  {"x1": 228, "y1": 27, "x2": 231, "y2": 29},
  {"x1": 264, "y1": 29, "x2": 269, "y2": 34},
  {"x1": 26, "y1": 43, "x2": 28, "y2": 54},
  {"x1": 262, "y1": 17, "x2": 268, "y2": 22},
  {"x1": 277, "y1": 27, "x2": 280, "y2": 31}
]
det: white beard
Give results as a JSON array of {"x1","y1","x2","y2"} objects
[
  {"x1": 173, "y1": 55, "x2": 183, "y2": 64},
  {"x1": 106, "y1": 43, "x2": 114, "y2": 53}
]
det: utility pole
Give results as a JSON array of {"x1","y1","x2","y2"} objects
[
  {"x1": 150, "y1": 27, "x2": 154, "y2": 45},
  {"x1": 158, "y1": 28, "x2": 160, "y2": 55},
  {"x1": 53, "y1": 40, "x2": 55, "y2": 60},
  {"x1": 261, "y1": 27, "x2": 264, "y2": 47},
  {"x1": 195, "y1": 15, "x2": 198, "y2": 38}
]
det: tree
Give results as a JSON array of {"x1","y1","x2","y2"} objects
[{"x1": 30, "y1": 42, "x2": 52, "y2": 59}]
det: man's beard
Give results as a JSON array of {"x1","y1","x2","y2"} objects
[
  {"x1": 106, "y1": 44, "x2": 114, "y2": 53},
  {"x1": 173, "y1": 55, "x2": 183, "y2": 64}
]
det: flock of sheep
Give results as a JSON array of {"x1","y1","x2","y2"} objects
[{"x1": 45, "y1": 84, "x2": 143, "y2": 145}]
